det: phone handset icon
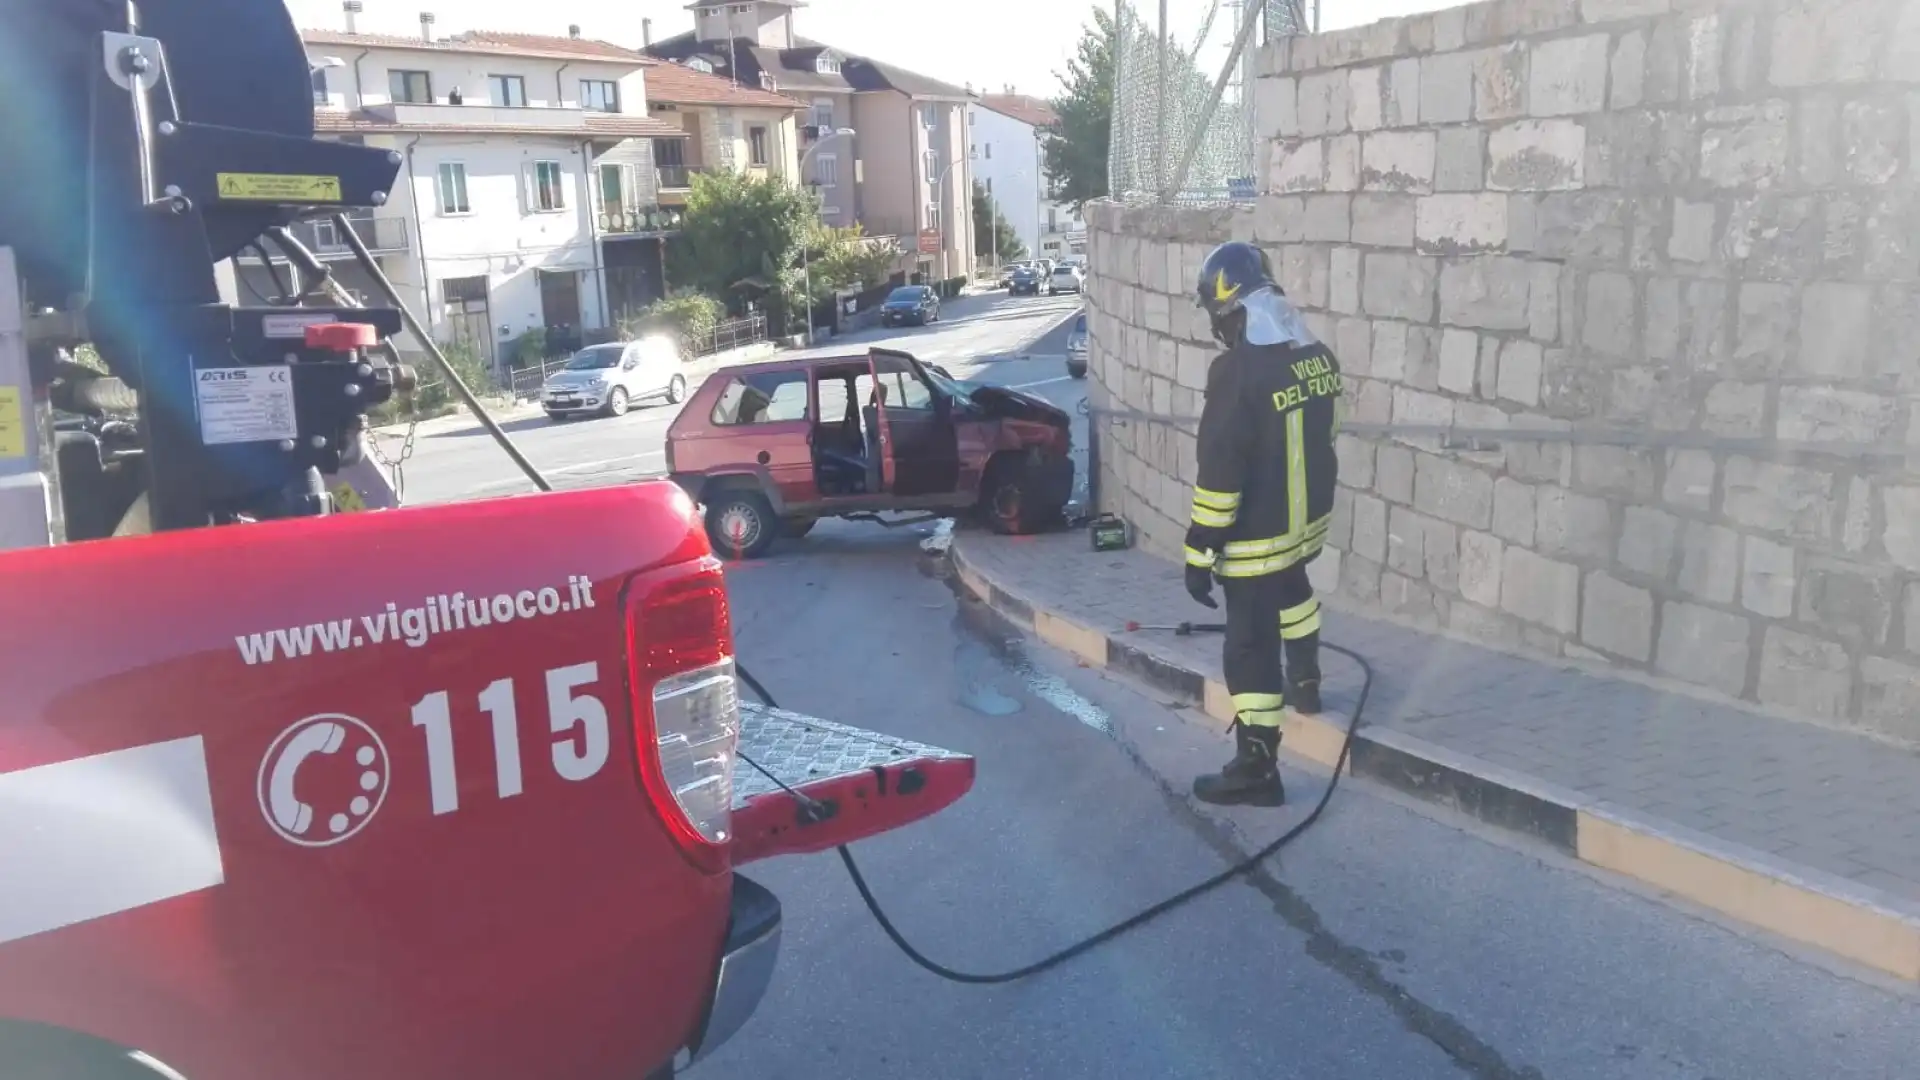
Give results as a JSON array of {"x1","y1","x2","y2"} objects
[{"x1": 268, "y1": 720, "x2": 347, "y2": 836}]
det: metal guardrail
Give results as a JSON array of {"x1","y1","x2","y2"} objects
[
  {"x1": 655, "y1": 164, "x2": 714, "y2": 189},
  {"x1": 1079, "y1": 400, "x2": 1920, "y2": 465},
  {"x1": 504, "y1": 316, "x2": 769, "y2": 401}
]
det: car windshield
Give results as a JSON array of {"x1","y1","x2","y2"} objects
[
  {"x1": 887, "y1": 287, "x2": 925, "y2": 303},
  {"x1": 1074, "y1": 313, "x2": 1087, "y2": 332},
  {"x1": 912, "y1": 355, "x2": 971, "y2": 404},
  {"x1": 562, "y1": 346, "x2": 622, "y2": 371}
]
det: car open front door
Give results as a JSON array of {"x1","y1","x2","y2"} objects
[
  {"x1": 730, "y1": 703, "x2": 975, "y2": 864},
  {"x1": 864, "y1": 349, "x2": 961, "y2": 497}
]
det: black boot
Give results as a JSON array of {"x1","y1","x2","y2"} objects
[
  {"x1": 1193, "y1": 722, "x2": 1285, "y2": 807},
  {"x1": 1285, "y1": 634, "x2": 1323, "y2": 716}
]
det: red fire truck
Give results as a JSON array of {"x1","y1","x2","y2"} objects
[{"x1": 0, "y1": 4, "x2": 973, "y2": 1077}]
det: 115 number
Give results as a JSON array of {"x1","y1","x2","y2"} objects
[{"x1": 411, "y1": 662, "x2": 610, "y2": 815}]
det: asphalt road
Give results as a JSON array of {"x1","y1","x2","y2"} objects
[
  {"x1": 401, "y1": 289, "x2": 1919, "y2": 1078},
  {"x1": 702, "y1": 537, "x2": 1917, "y2": 1080},
  {"x1": 388, "y1": 290, "x2": 1088, "y2": 507}
]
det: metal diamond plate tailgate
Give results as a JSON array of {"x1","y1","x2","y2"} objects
[{"x1": 730, "y1": 703, "x2": 975, "y2": 865}]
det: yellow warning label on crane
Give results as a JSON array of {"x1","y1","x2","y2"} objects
[
  {"x1": 0, "y1": 387, "x2": 25, "y2": 457},
  {"x1": 215, "y1": 172, "x2": 344, "y2": 203}
]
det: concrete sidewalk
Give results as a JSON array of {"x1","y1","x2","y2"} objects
[{"x1": 951, "y1": 529, "x2": 1920, "y2": 983}]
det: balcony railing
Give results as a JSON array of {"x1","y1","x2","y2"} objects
[
  {"x1": 598, "y1": 206, "x2": 685, "y2": 236},
  {"x1": 236, "y1": 212, "x2": 410, "y2": 263},
  {"x1": 655, "y1": 164, "x2": 714, "y2": 190}
]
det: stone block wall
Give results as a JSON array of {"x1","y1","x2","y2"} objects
[{"x1": 1081, "y1": 0, "x2": 1920, "y2": 739}]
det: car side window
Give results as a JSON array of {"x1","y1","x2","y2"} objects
[
  {"x1": 710, "y1": 371, "x2": 810, "y2": 425},
  {"x1": 863, "y1": 359, "x2": 936, "y2": 411},
  {"x1": 816, "y1": 374, "x2": 853, "y2": 421}
]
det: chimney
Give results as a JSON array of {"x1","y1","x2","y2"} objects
[
  {"x1": 342, "y1": 0, "x2": 362, "y2": 34},
  {"x1": 568, "y1": 24, "x2": 581, "y2": 39},
  {"x1": 642, "y1": 17, "x2": 653, "y2": 46},
  {"x1": 418, "y1": 11, "x2": 435, "y2": 42}
]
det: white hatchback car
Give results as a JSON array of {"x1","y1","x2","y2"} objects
[
  {"x1": 1048, "y1": 262, "x2": 1085, "y2": 295},
  {"x1": 541, "y1": 336, "x2": 689, "y2": 420}
]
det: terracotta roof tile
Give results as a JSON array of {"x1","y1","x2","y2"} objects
[
  {"x1": 300, "y1": 28, "x2": 645, "y2": 64},
  {"x1": 978, "y1": 94, "x2": 1057, "y2": 128},
  {"x1": 641, "y1": 61, "x2": 806, "y2": 110}
]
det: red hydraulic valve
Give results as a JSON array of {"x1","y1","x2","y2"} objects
[{"x1": 303, "y1": 322, "x2": 379, "y2": 352}]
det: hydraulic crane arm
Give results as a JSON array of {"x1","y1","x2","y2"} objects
[{"x1": 0, "y1": 0, "x2": 412, "y2": 546}]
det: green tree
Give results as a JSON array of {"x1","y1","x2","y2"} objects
[
  {"x1": 803, "y1": 223, "x2": 901, "y2": 298},
  {"x1": 1043, "y1": 8, "x2": 1114, "y2": 211},
  {"x1": 971, "y1": 182, "x2": 1026, "y2": 263},
  {"x1": 666, "y1": 170, "x2": 816, "y2": 319}
]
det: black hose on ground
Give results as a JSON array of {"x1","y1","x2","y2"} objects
[{"x1": 732, "y1": 643, "x2": 1373, "y2": 985}]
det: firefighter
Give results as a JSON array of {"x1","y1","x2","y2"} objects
[{"x1": 1182, "y1": 240, "x2": 1342, "y2": 808}]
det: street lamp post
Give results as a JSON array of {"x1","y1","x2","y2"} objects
[{"x1": 799, "y1": 126, "x2": 855, "y2": 345}]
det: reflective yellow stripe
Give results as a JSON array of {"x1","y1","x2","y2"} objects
[
  {"x1": 1192, "y1": 488, "x2": 1241, "y2": 511},
  {"x1": 1184, "y1": 546, "x2": 1217, "y2": 568},
  {"x1": 1232, "y1": 692, "x2": 1285, "y2": 712},
  {"x1": 1215, "y1": 534, "x2": 1327, "y2": 577},
  {"x1": 1190, "y1": 505, "x2": 1235, "y2": 528},
  {"x1": 1238, "y1": 707, "x2": 1285, "y2": 728},
  {"x1": 1286, "y1": 407, "x2": 1307, "y2": 539},
  {"x1": 1280, "y1": 597, "x2": 1321, "y2": 640},
  {"x1": 1333, "y1": 393, "x2": 1347, "y2": 437},
  {"x1": 1221, "y1": 516, "x2": 1329, "y2": 559}
]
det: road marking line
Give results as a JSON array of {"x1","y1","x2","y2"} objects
[
  {"x1": 1009, "y1": 376, "x2": 1075, "y2": 390},
  {"x1": 0, "y1": 737, "x2": 225, "y2": 946}
]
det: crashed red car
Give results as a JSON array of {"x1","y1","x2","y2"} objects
[{"x1": 665, "y1": 347, "x2": 1075, "y2": 558}]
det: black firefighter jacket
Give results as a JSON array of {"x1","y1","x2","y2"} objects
[{"x1": 1183, "y1": 339, "x2": 1343, "y2": 578}]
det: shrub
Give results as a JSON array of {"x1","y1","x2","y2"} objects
[{"x1": 625, "y1": 290, "x2": 723, "y2": 356}]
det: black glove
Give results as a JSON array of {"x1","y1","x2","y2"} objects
[{"x1": 1185, "y1": 562, "x2": 1218, "y2": 609}]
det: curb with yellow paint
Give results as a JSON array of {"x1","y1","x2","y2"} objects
[{"x1": 950, "y1": 538, "x2": 1920, "y2": 983}]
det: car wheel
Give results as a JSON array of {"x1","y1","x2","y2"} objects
[
  {"x1": 977, "y1": 459, "x2": 1060, "y2": 536},
  {"x1": 780, "y1": 516, "x2": 817, "y2": 539},
  {"x1": 1067, "y1": 361, "x2": 1087, "y2": 379},
  {"x1": 705, "y1": 490, "x2": 778, "y2": 559},
  {"x1": 606, "y1": 387, "x2": 630, "y2": 417},
  {"x1": 666, "y1": 374, "x2": 688, "y2": 404}
]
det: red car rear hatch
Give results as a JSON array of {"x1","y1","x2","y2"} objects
[{"x1": 730, "y1": 704, "x2": 973, "y2": 865}]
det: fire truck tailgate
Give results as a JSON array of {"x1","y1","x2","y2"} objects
[{"x1": 729, "y1": 704, "x2": 975, "y2": 865}]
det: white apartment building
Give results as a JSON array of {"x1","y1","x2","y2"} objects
[
  {"x1": 246, "y1": 17, "x2": 689, "y2": 376},
  {"x1": 970, "y1": 92, "x2": 1084, "y2": 264},
  {"x1": 967, "y1": 94, "x2": 1044, "y2": 261}
]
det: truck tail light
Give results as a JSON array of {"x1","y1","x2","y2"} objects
[{"x1": 627, "y1": 563, "x2": 739, "y2": 875}]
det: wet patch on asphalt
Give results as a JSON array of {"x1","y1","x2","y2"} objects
[{"x1": 936, "y1": 561, "x2": 1545, "y2": 1080}]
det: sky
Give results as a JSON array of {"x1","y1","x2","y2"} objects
[{"x1": 284, "y1": 0, "x2": 1455, "y2": 101}]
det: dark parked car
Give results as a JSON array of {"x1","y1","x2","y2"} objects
[
  {"x1": 1008, "y1": 265, "x2": 1041, "y2": 296},
  {"x1": 880, "y1": 285, "x2": 941, "y2": 326}
]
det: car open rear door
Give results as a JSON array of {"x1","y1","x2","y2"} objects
[{"x1": 730, "y1": 704, "x2": 973, "y2": 864}]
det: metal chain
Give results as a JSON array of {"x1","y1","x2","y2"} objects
[{"x1": 366, "y1": 416, "x2": 420, "y2": 504}]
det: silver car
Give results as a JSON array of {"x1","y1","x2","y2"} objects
[
  {"x1": 1066, "y1": 311, "x2": 1088, "y2": 379},
  {"x1": 542, "y1": 336, "x2": 689, "y2": 420}
]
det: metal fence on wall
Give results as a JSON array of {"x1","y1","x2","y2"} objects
[{"x1": 1108, "y1": 0, "x2": 1314, "y2": 205}]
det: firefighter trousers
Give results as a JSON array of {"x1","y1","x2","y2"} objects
[{"x1": 1219, "y1": 563, "x2": 1321, "y2": 728}]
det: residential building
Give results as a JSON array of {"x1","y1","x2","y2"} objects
[
  {"x1": 639, "y1": 57, "x2": 806, "y2": 220},
  {"x1": 273, "y1": 19, "x2": 687, "y2": 375},
  {"x1": 969, "y1": 89, "x2": 1083, "y2": 263},
  {"x1": 645, "y1": 0, "x2": 976, "y2": 284},
  {"x1": 967, "y1": 93, "x2": 1051, "y2": 262}
]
